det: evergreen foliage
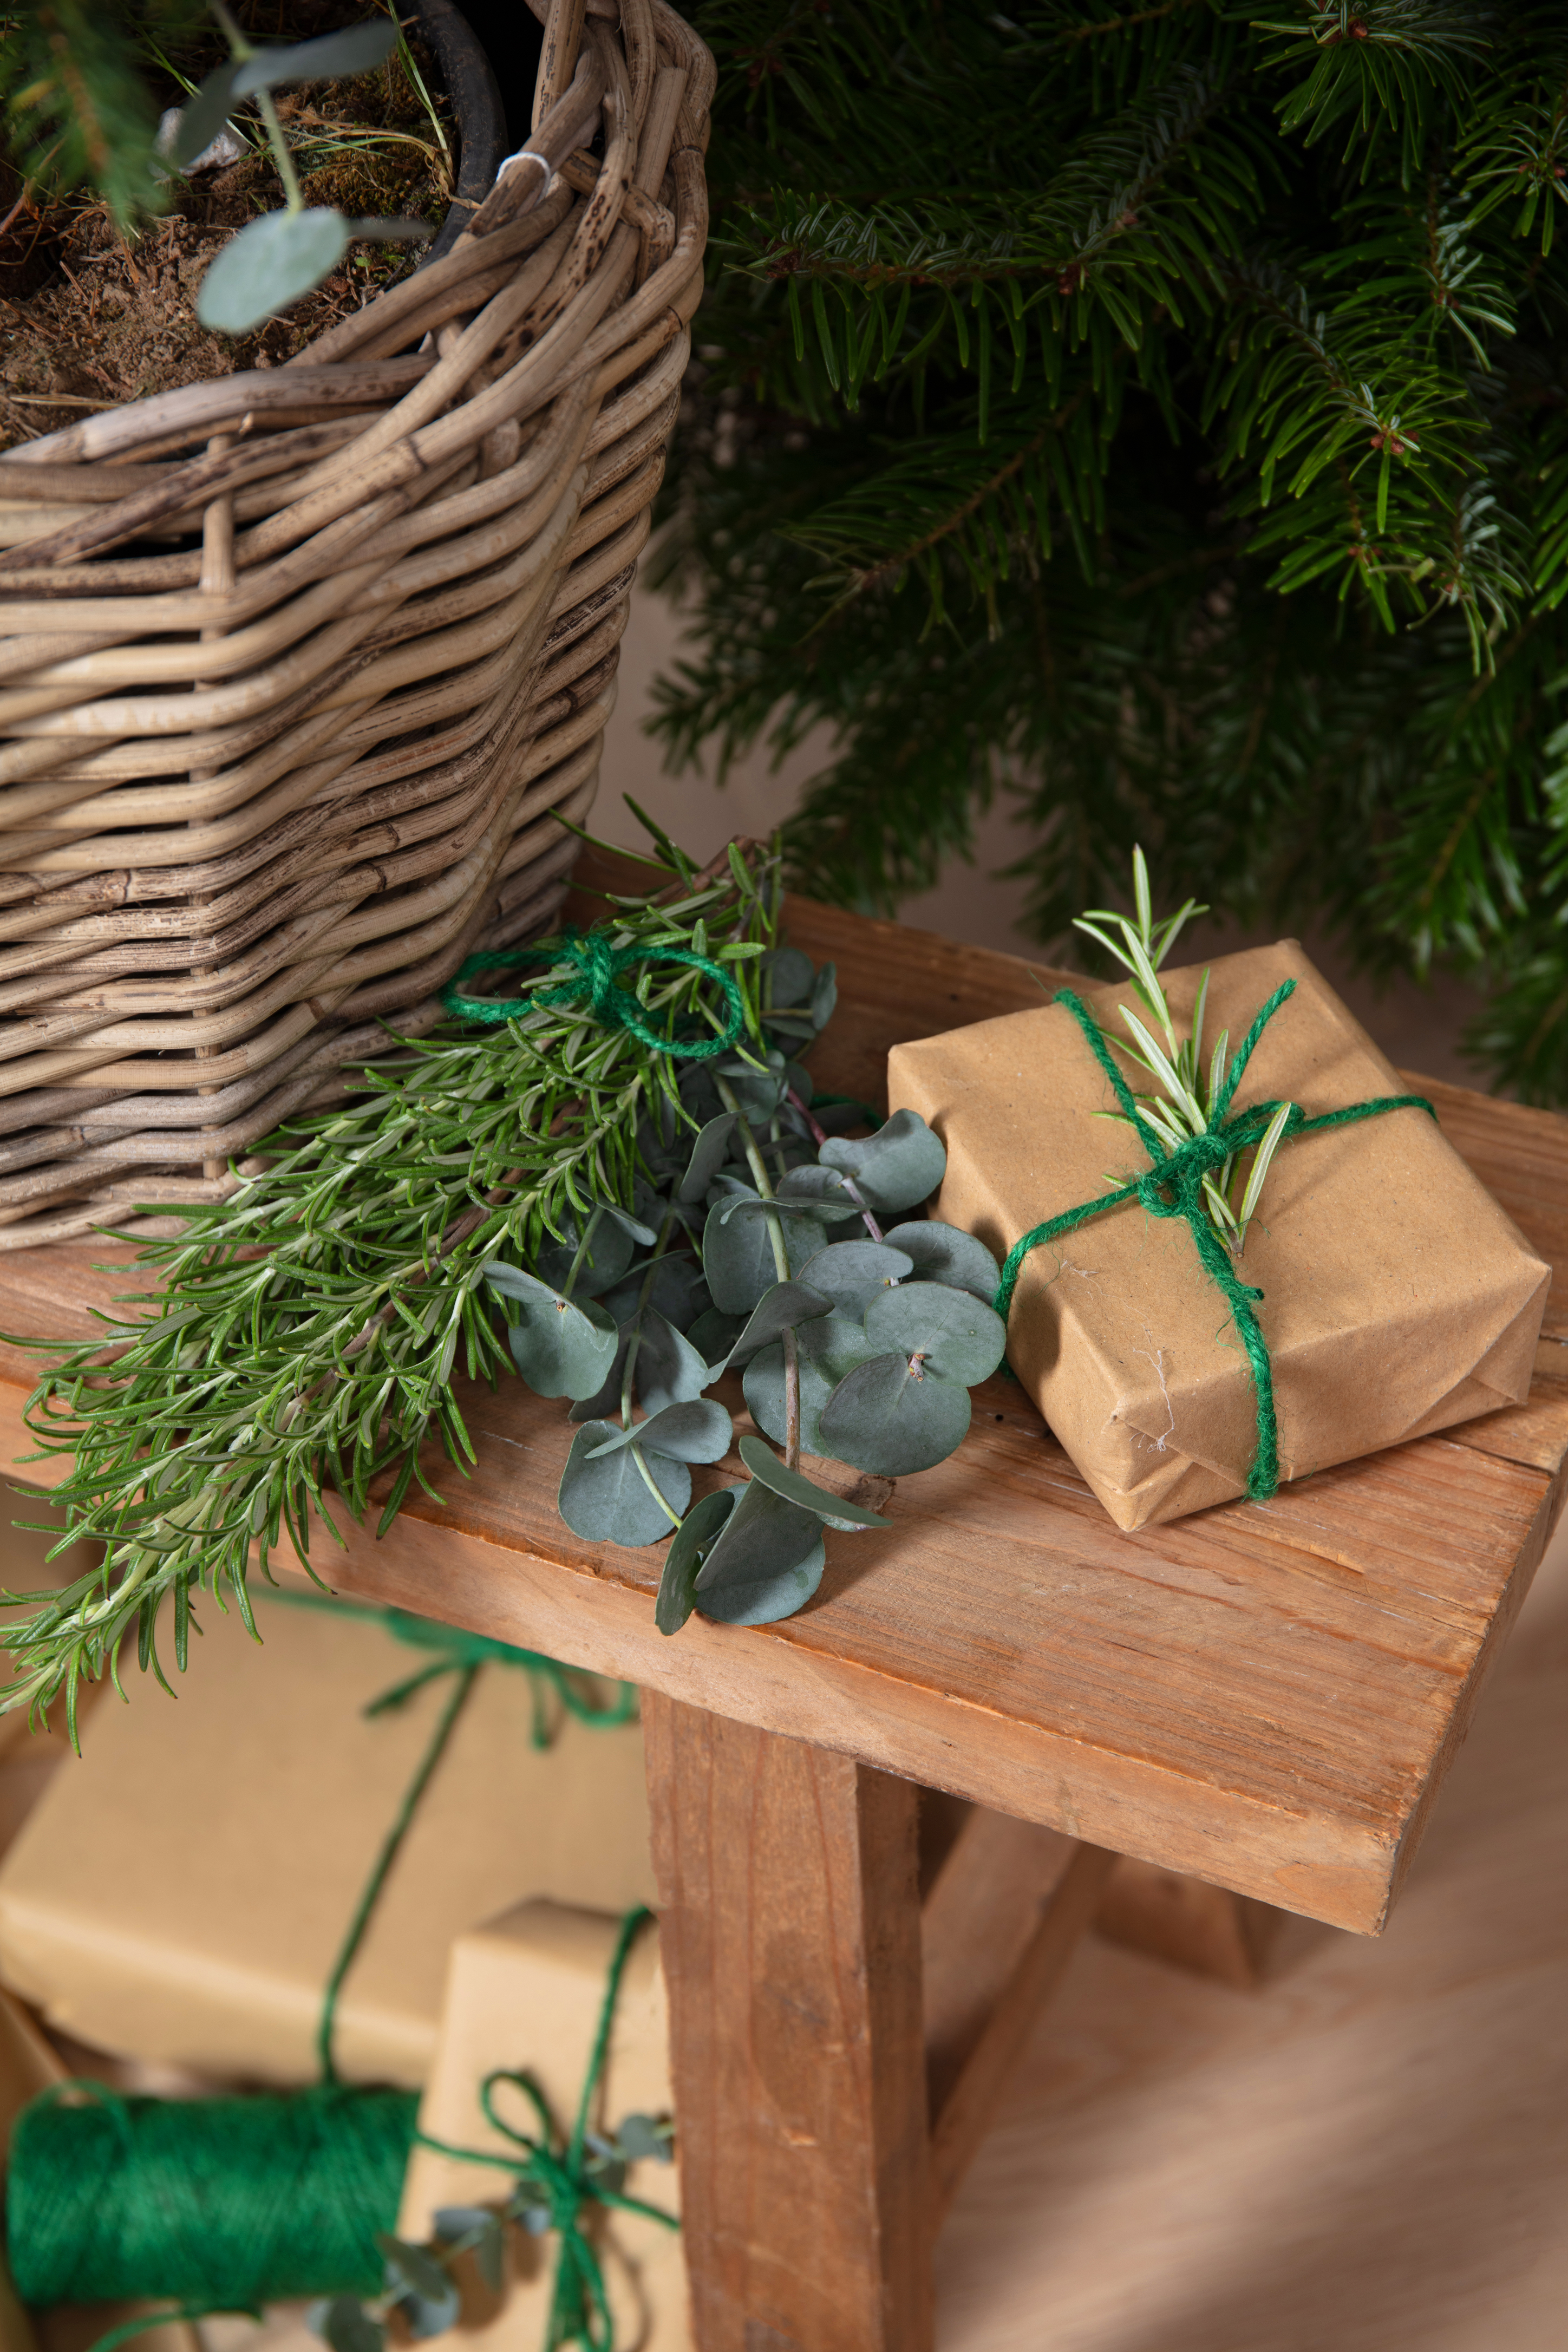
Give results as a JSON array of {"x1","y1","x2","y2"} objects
[
  {"x1": 653, "y1": 1, "x2": 1568, "y2": 1100},
  {"x1": 0, "y1": 1, "x2": 205, "y2": 231}
]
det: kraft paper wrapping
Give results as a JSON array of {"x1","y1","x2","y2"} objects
[
  {"x1": 887, "y1": 941, "x2": 1552, "y2": 1530},
  {"x1": 399, "y1": 1899, "x2": 687, "y2": 2352},
  {"x1": 0, "y1": 1592, "x2": 655, "y2": 2086}
]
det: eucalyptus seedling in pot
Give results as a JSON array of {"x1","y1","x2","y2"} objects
[{"x1": 175, "y1": 2, "x2": 432, "y2": 331}]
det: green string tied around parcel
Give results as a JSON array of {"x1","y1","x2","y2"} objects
[
  {"x1": 442, "y1": 927, "x2": 746, "y2": 1060},
  {"x1": 6, "y1": 1605, "x2": 664, "y2": 2352},
  {"x1": 991, "y1": 981, "x2": 1436, "y2": 1503},
  {"x1": 415, "y1": 1905, "x2": 677, "y2": 2352}
]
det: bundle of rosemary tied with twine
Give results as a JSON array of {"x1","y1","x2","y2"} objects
[
  {"x1": 3, "y1": 825, "x2": 1010, "y2": 1722},
  {"x1": 5, "y1": 1600, "x2": 672, "y2": 2352}
]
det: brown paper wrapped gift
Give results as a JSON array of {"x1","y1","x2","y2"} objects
[
  {"x1": 0, "y1": 1592, "x2": 655, "y2": 2086},
  {"x1": 399, "y1": 1899, "x2": 687, "y2": 2352},
  {"x1": 887, "y1": 941, "x2": 1551, "y2": 1529}
]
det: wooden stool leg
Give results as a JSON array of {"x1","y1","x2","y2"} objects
[
  {"x1": 1095, "y1": 1856, "x2": 1288, "y2": 1988},
  {"x1": 642, "y1": 1693, "x2": 933, "y2": 2352}
]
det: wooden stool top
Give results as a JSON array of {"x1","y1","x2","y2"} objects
[{"x1": 1, "y1": 849, "x2": 1563, "y2": 1937}]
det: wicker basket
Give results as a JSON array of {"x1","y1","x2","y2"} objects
[{"x1": 0, "y1": 0, "x2": 710, "y2": 1247}]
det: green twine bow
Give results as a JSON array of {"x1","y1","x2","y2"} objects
[
  {"x1": 992, "y1": 981, "x2": 1436, "y2": 1503},
  {"x1": 266, "y1": 1589, "x2": 637, "y2": 1750},
  {"x1": 441, "y1": 929, "x2": 745, "y2": 1060},
  {"x1": 414, "y1": 1905, "x2": 678, "y2": 2352}
]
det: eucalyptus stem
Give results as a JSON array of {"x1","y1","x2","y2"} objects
[
  {"x1": 620, "y1": 1210, "x2": 681, "y2": 1432},
  {"x1": 714, "y1": 1075, "x2": 802, "y2": 1468},
  {"x1": 787, "y1": 1088, "x2": 883, "y2": 1242},
  {"x1": 256, "y1": 87, "x2": 304, "y2": 211}
]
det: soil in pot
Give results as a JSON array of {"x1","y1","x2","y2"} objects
[{"x1": 0, "y1": 0, "x2": 458, "y2": 453}]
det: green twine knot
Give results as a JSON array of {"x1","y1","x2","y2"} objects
[
  {"x1": 414, "y1": 1907, "x2": 678, "y2": 2352},
  {"x1": 992, "y1": 982, "x2": 1436, "y2": 1504},
  {"x1": 441, "y1": 928, "x2": 745, "y2": 1061},
  {"x1": 368, "y1": 1610, "x2": 638, "y2": 1746}
]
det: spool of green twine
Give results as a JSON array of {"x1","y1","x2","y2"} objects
[{"x1": 8, "y1": 2080, "x2": 419, "y2": 2309}]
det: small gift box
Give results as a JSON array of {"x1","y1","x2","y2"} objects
[
  {"x1": 398, "y1": 1898, "x2": 686, "y2": 2351},
  {"x1": 888, "y1": 940, "x2": 1551, "y2": 1530},
  {"x1": 0, "y1": 1591, "x2": 655, "y2": 2086}
]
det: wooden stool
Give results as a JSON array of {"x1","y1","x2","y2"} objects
[{"x1": 2, "y1": 853, "x2": 1563, "y2": 2348}]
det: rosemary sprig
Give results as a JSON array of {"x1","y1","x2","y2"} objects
[
  {"x1": 2, "y1": 844, "x2": 783, "y2": 1739},
  {"x1": 1075, "y1": 847, "x2": 1294, "y2": 1256}
]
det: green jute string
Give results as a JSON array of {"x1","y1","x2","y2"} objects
[
  {"x1": 992, "y1": 982, "x2": 1437, "y2": 1502},
  {"x1": 265, "y1": 1586, "x2": 638, "y2": 1750},
  {"x1": 441, "y1": 928, "x2": 746, "y2": 1060},
  {"x1": 412, "y1": 1905, "x2": 677, "y2": 2352},
  {"x1": 8, "y1": 1621, "x2": 664, "y2": 2352}
]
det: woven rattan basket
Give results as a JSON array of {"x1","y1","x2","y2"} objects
[{"x1": 0, "y1": 0, "x2": 710, "y2": 1247}]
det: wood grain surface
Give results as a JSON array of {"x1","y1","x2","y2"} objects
[
  {"x1": 0, "y1": 863, "x2": 1564, "y2": 1936},
  {"x1": 934, "y1": 1512, "x2": 1568, "y2": 2352},
  {"x1": 642, "y1": 1696, "x2": 932, "y2": 2352}
]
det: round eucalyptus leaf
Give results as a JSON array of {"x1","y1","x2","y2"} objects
[
  {"x1": 630, "y1": 1306, "x2": 711, "y2": 1413},
  {"x1": 685, "y1": 1305, "x2": 747, "y2": 1368},
  {"x1": 615, "y1": 2113, "x2": 671, "y2": 2164},
  {"x1": 761, "y1": 946, "x2": 816, "y2": 1008},
  {"x1": 504, "y1": 1278, "x2": 619, "y2": 1401},
  {"x1": 432, "y1": 2210, "x2": 503, "y2": 2291},
  {"x1": 820, "y1": 1107, "x2": 947, "y2": 1215},
  {"x1": 819, "y1": 1354, "x2": 972, "y2": 1476},
  {"x1": 655, "y1": 1487, "x2": 737, "y2": 1634},
  {"x1": 743, "y1": 1311, "x2": 879, "y2": 1456},
  {"x1": 601, "y1": 1201, "x2": 659, "y2": 1247},
  {"x1": 232, "y1": 20, "x2": 398, "y2": 95},
  {"x1": 701, "y1": 1198, "x2": 833, "y2": 1315},
  {"x1": 881, "y1": 1219, "x2": 1002, "y2": 1302},
  {"x1": 585, "y1": 1397, "x2": 733, "y2": 1465},
  {"x1": 862, "y1": 1282, "x2": 1008, "y2": 1386},
  {"x1": 736, "y1": 1433, "x2": 892, "y2": 1530},
  {"x1": 773, "y1": 1163, "x2": 863, "y2": 1215},
  {"x1": 378, "y1": 2237, "x2": 460, "y2": 2340},
  {"x1": 566, "y1": 1329, "x2": 630, "y2": 1423},
  {"x1": 315, "y1": 2297, "x2": 384, "y2": 2352},
  {"x1": 710, "y1": 1056, "x2": 787, "y2": 1122},
  {"x1": 810, "y1": 963, "x2": 838, "y2": 1031},
  {"x1": 534, "y1": 1210, "x2": 636, "y2": 1299},
  {"x1": 602, "y1": 1251, "x2": 710, "y2": 1335},
  {"x1": 723, "y1": 1279, "x2": 834, "y2": 1367},
  {"x1": 693, "y1": 1480, "x2": 827, "y2": 1625},
  {"x1": 795, "y1": 1238, "x2": 913, "y2": 1318},
  {"x1": 197, "y1": 208, "x2": 351, "y2": 332},
  {"x1": 558, "y1": 1422, "x2": 690, "y2": 1546},
  {"x1": 677, "y1": 1112, "x2": 739, "y2": 1203},
  {"x1": 170, "y1": 62, "x2": 241, "y2": 169}
]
